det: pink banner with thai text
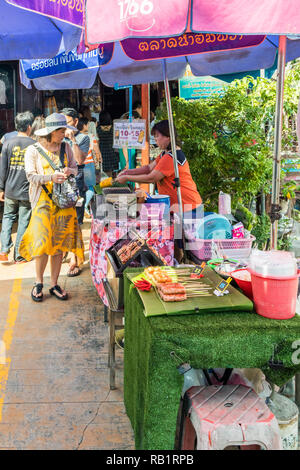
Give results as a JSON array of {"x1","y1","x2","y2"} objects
[
  {"x1": 121, "y1": 33, "x2": 265, "y2": 61},
  {"x1": 191, "y1": 0, "x2": 300, "y2": 35},
  {"x1": 6, "y1": 0, "x2": 84, "y2": 27},
  {"x1": 85, "y1": 0, "x2": 190, "y2": 44}
]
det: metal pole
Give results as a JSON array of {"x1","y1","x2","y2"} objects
[
  {"x1": 295, "y1": 373, "x2": 300, "y2": 409},
  {"x1": 163, "y1": 60, "x2": 184, "y2": 240},
  {"x1": 114, "y1": 83, "x2": 133, "y2": 169},
  {"x1": 271, "y1": 35, "x2": 286, "y2": 250},
  {"x1": 12, "y1": 67, "x2": 17, "y2": 118},
  {"x1": 128, "y1": 85, "x2": 133, "y2": 170}
]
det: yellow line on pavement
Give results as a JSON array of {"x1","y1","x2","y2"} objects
[{"x1": 0, "y1": 267, "x2": 23, "y2": 421}]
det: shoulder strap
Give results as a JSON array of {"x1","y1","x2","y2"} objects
[
  {"x1": 41, "y1": 184, "x2": 53, "y2": 201},
  {"x1": 34, "y1": 143, "x2": 61, "y2": 172},
  {"x1": 59, "y1": 142, "x2": 66, "y2": 168}
]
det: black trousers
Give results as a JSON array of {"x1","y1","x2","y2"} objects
[{"x1": 75, "y1": 165, "x2": 87, "y2": 225}]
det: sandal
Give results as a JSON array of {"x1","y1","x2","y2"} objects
[
  {"x1": 49, "y1": 285, "x2": 68, "y2": 301},
  {"x1": 31, "y1": 283, "x2": 43, "y2": 302},
  {"x1": 67, "y1": 265, "x2": 81, "y2": 277}
]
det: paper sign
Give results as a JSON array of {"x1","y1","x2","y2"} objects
[
  {"x1": 215, "y1": 277, "x2": 232, "y2": 293},
  {"x1": 190, "y1": 262, "x2": 206, "y2": 278},
  {"x1": 113, "y1": 119, "x2": 146, "y2": 149}
]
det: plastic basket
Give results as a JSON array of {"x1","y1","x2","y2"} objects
[{"x1": 185, "y1": 234, "x2": 256, "y2": 261}]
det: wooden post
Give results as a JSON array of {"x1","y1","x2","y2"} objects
[
  {"x1": 140, "y1": 83, "x2": 150, "y2": 192},
  {"x1": 295, "y1": 373, "x2": 300, "y2": 408}
]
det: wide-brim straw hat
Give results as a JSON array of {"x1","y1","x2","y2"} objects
[{"x1": 35, "y1": 113, "x2": 77, "y2": 136}]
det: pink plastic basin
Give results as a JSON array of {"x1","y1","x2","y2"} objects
[
  {"x1": 231, "y1": 268, "x2": 253, "y2": 300},
  {"x1": 249, "y1": 270, "x2": 298, "y2": 320}
]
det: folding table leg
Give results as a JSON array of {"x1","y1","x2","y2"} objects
[
  {"x1": 104, "y1": 305, "x2": 108, "y2": 323},
  {"x1": 295, "y1": 373, "x2": 300, "y2": 408},
  {"x1": 108, "y1": 308, "x2": 116, "y2": 390}
]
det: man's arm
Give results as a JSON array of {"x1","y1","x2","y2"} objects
[
  {"x1": 71, "y1": 141, "x2": 87, "y2": 165},
  {"x1": 0, "y1": 142, "x2": 9, "y2": 194},
  {"x1": 65, "y1": 131, "x2": 90, "y2": 165}
]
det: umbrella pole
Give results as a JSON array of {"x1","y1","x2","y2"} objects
[
  {"x1": 270, "y1": 35, "x2": 286, "y2": 250},
  {"x1": 163, "y1": 61, "x2": 185, "y2": 256}
]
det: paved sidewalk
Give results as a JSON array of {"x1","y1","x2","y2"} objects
[{"x1": 0, "y1": 220, "x2": 134, "y2": 450}]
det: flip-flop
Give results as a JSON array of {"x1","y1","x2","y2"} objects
[
  {"x1": 49, "y1": 285, "x2": 68, "y2": 301},
  {"x1": 31, "y1": 283, "x2": 43, "y2": 302},
  {"x1": 15, "y1": 258, "x2": 27, "y2": 264},
  {"x1": 67, "y1": 265, "x2": 81, "y2": 277}
]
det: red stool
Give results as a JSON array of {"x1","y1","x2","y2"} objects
[{"x1": 180, "y1": 385, "x2": 282, "y2": 450}]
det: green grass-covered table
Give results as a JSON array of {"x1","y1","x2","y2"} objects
[{"x1": 123, "y1": 268, "x2": 300, "y2": 450}]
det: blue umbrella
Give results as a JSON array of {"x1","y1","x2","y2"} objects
[
  {"x1": 21, "y1": 34, "x2": 290, "y2": 90},
  {"x1": 21, "y1": 33, "x2": 300, "y2": 247},
  {"x1": 0, "y1": 0, "x2": 82, "y2": 59},
  {"x1": 21, "y1": 34, "x2": 300, "y2": 87}
]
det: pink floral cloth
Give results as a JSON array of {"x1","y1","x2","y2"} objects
[{"x1": 89, "y1": 216, "x2": 175, "y2": 306}]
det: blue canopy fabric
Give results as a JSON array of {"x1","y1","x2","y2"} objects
[
  {"x1": 21, "y1": 35, "x2": 300, "y2": 89},
  {"x1": 20, "y1": 64, "x2": 99, "y2": 90},
  {"x1": 99, "y1": 36, "x2": 300, "y2": 87},
  {"x1": 20, "y1": 45, "x2": 113, "y2": 89},
  {"x1": 0, "y1": 0, "x2": 82, "y2": 59}
]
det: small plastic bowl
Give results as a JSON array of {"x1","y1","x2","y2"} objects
[
  {"x1": 207, "y1": 258, "x2": 239, "y2": 270},
  {"x1": 231, "y1": 268, "x2": 253, "y2": 300}
]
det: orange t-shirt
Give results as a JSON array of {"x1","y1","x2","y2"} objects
[
  {"x1": 84, "y1": 137, "x2": 97, "y2": 164},
  {"x1": 155, "y1": 150, "x2": 202, "y2": 212}
]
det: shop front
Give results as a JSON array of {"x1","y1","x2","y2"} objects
[
  {"x1": 37, "y1": 79, "x2": 130, "y2": 122},
  {"x1": 0, "y1": 61, "x2": 43, "y2": 143}
]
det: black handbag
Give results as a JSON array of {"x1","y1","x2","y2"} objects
[{"x1": 35, "y1": 143, "x2": 79, "y2": 209}]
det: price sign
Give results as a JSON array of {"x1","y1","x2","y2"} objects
[
  {"x1": 215, "y1": 277, "x2": 233, "y2": 293},
  {"x1": 113, "y1": 119, "x2": 146, "y2": 149},
  {"x1": 190, "y1": 262, "x2": 206, "y2": 279}
]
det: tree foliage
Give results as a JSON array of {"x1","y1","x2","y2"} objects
[{"x1": 156, "y1": 67, "x2": 300, "y2": 212}]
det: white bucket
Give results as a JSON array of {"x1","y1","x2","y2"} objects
[{"x1": 267, "y1": 392, "x2": 299, "y2": 450}]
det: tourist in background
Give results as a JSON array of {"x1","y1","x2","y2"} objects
[
  {"x1": 0, "y1": 111, "x2": 35, "y2": 263},
  {"x1": 79, "y1": 105, "x2": 98, "y2": 142},
  {"x1": 60, "y1": 108, "x2": 89, "y2": 277},
  {"x1": 97, "y1": 110, "x2": 119, "y2": 177},
  {"x1": 77, "y1": 117, "x2": 99, "y2": 217}
]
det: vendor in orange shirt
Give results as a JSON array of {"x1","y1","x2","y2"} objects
[{"x1": 116, "y1": 120, "x2": 202, "y2": 216}]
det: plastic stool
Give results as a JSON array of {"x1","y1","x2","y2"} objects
[{"x1": 181, "y1": 385, "x2": 282, "y2": 450}]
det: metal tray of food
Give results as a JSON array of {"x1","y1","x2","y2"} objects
[
  {"x1": 102, "y1": 187, "x2": 132, "y2": 195},
  {"x1": 105, "y1": 245, "x2": 165, "y2": 309}
]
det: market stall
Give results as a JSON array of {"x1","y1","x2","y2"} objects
[
  {"x1": 123, "y1": 267, "x2": 300, "y2": 450},
  {"x1": 89, "y1": 186, "x2": 175, "y2": 307}
]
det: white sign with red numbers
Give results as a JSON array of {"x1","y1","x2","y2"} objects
[{"x1": 113, "y1": 119, "x2": 146, "y2": 149}]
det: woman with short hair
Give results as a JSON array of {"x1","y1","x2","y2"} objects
[{"x1": 97, "y1": 110, "x2": 119, "y2": 177}]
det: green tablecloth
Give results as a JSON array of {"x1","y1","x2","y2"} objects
[
  {"x1": 123, "y1": 268, "x2": 300, "y2": 450},
  {"x1": 126, "y1": 266, "x2": 253, "y2": 316}
]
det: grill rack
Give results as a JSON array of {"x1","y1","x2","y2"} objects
[{"x1": 107, "y1": 229, "x2": 166, "y2": 274}]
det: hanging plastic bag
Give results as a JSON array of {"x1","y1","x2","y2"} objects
[{"x1": 218, "y1": 191, "x2": 231, "y2": 215}]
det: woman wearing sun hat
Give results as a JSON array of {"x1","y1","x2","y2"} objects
[{"x1": 19, "y1": 113, "x2": 84, "y2": 302}]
